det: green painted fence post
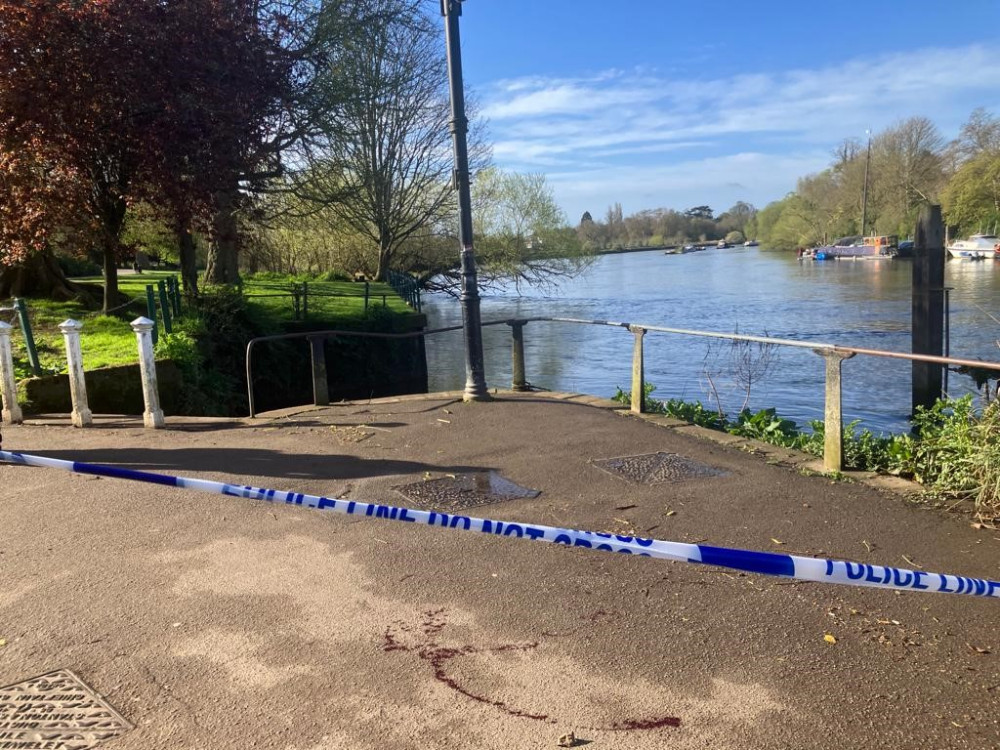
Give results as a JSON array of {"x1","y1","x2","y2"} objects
[
  {"x1": 145, "y1": 285, "x2": 158, "y2": 346},
  {"x1": 170, "y1": 276, "x2": 181, "y2": 315},
  {"x1": 157, "y1": 280, "x2": 173, "y2": 334},
  {"x1": 12, "y1": 298, "x2": 42, "y2": 376}
]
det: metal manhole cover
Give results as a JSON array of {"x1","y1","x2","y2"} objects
[
  {"x1": 593, "y1": 452, "x2": 727, "y2": 484},
  {"x1": 0, "y1": 669, "x2": 132, "y2": 750},
  {"x1": 395, "y1": 471, "x2": 540, "y2": 511}
]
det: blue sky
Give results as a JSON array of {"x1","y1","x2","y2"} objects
[{"x1": 456, "y1": 0, "x2": 1000, "y2": 223}]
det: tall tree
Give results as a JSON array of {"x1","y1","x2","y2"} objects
[
  {"x1": 295, "y1": 0, "x2": 486, "y2": 282},
  {"x1": 420, "y1": 168, "x2": 590, "y2": 293},
  {"x1": 0, "y1": 0, "x2": 292, "y2": 306}
]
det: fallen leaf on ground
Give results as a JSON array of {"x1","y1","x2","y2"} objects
[
  {"x1": 665, "y1": 510, "x2": 677, "y2": 517},
  {"x1": 771, "y1": 538, "x2": 784, "y2": 545},
  {"x1": 967, "y1": 643, "x2": 991, "y2": 655},
  {"x1": 0, "y1": 638, "x2": 6, "y2": 647},
  {"x1": 824, "y1": 633, "x2": 837, "y2": 644}
]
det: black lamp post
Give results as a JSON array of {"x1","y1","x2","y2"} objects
[{"x1": 441, "y1": 0, "x2": 489, "y2": 401}]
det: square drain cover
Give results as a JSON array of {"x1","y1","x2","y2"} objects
[
  {"x1": 0, "y1": 669, "x2": 132, "y2": 749},
  {"x1": 395, "y1": 471, "x2": 540, "y2": 511},
  {"x1": 593, "y1": 452, "x2": 726, "y2": 484}
]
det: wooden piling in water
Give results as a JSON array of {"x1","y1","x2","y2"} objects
[{"x1": 912, "y1": 205, "x2": 945, "y2": 413}]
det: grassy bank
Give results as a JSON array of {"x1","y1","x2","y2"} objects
[{"x1": 2, "y1": 271, "x2": 414, "y2": 406}]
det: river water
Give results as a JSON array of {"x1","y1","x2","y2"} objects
[{"x1": 422, "y1": 248, "x2": 1000, "y2": 433}]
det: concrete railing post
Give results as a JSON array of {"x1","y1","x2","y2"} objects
[
  {"x1": 508, "y1": 321, "x2": 529, "y2": 391},
  {"x1": 0, "y1": 321, "x2": 24, "y2": 424},
  {"x1": 629, "y1": 325, "x2": 646, "y2": 413},
  {"x1": 308, "y1": 335, "x2": 330, "y2": 406},
  {"x1": 59, "y1": 319, "x2": 92, "y2": 427},
  {"x1": 131, "y1": 317, "x2": 165, "y2": 428},
  {"x1": 816, "y1": 349, "x2": 855, "y2": 473}
]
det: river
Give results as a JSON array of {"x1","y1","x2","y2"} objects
[{"x1": 420, "y1": 248, "x2": 1000, "y2": 434}]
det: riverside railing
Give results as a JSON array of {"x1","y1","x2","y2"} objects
[
  {"x1": 245, "y1": 317, "x2": 1000, "y2": 473},
  {"x1": 239, "y1": 280, "x2": 401, "y2": 321}
]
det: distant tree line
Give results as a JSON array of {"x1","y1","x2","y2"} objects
[
  {"x1": 753, "y1": 108, "x2": 1000, "y2": 251},
  {"x1": 576, "y1": 201, "x2": 758, "y2": 251}
]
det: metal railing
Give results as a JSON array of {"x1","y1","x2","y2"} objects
[
  {"x1": 246, "y1": 317, "x2": 1000, "y2": 473},
  {"x1": 239, "y1": 280, "x2": 410, "y2": 321},
  {"x1": 386, "y1": 270, "x2": 422, "y2": 312}
]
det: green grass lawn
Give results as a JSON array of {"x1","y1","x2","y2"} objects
[
  {"x1": 2, "y1": 271, "x2": 417, "y2": 388},
  {"x1": 240, "y1": 278, "x2": 412, "y2": 322}
]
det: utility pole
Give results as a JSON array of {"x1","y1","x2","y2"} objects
[
  {"x1": 442, "y1": 0, "x2": 489, "y2": 401},
  {"x1": 860, "y1": 129, "x2": 871, "y2": 237}
]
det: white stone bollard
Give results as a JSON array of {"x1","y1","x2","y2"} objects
[
  {"x1": 0, "y1": 321, "x2": 24, "y2": 424},
  {"x1": 59, "y1": 319, "x2": 92, "y2": 427},
  {"x1": 131, "y1": 317, "x2": 165, "y2": 428}
]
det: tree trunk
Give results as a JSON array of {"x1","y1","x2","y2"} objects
[
  {"x1": 177, "y1": 223, "x2": 199, "y2": 297},
  {"x1": 95, "y1": 193, "x2": 127, "y2": 314},
  {"x1": 204, "y1": 188, "x2": 241, "y2": 285},
  {"x1": 101, "y1": 239, "x2": 119, "y2": 313},
  {"x1": 375, "y1": 240, "x2": 391, "y2": 282},
  {"x1": 0, "y1": 249, "x2": 96, "y2": 304}
]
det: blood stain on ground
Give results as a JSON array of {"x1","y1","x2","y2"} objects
[{"x1": 382, "y1": 609, "x2": 681, "y2": 731}]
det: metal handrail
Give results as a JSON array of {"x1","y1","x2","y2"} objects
[
  {"x1": 245, "y1": 316, "x2": 1000, "y2": 422},
  {"x1": 245, "y1": 319, "x2": 517, "y2": 417}
]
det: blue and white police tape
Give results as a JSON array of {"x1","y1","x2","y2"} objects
[{"x1": 2, "y1": 449, "x2": 998, "y2": 599}]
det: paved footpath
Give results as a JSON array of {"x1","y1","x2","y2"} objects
[{"x1": 1, "y1": 392, "x2": 999, "y2": 749}]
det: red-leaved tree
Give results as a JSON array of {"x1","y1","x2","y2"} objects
[{"x1": 0, "y1": 0, "x2": 295, "y2": 307}]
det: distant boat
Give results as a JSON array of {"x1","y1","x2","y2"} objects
[
  {"x1": 807, "y1": 235, "x2": 898, "y2": 258},
  {"x1": 743, "y1": 240, "x2": 759, "y2": 247},
  {"x1": 946, "y1": 234, "x2": 998, "y2": 260}
]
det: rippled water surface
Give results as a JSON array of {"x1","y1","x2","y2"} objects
[{"x1": 422, "y1": 248, "x2": 1000, "y2": 433}]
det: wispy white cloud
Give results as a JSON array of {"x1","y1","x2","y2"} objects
[{"x1": 477, "y1": 45, "x2": 1000, "y2": 218}]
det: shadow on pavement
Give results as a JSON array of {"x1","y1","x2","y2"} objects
[{"x1": 32, "y1": 448, "x2": 491, "y2": 481}]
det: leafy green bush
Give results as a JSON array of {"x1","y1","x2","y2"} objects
[
  {"x1": 613, "y1": 383, "x2": 725, "y2": 429},
  {"x1": 56, "y1": 254, "x2": 102, "y2": 278}
]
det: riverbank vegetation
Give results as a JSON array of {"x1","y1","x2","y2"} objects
[
  {"x1": 570, "y1": 107, "x2": 999, "y2": 253},
  {"x1": 615, "y1": 384, "x2": 1000, "y2": 520},
  {"x1": 752, "y1": 109, "x2": 1000, "y2": 250},
  {"x1": 575, "y1": 202, "x2": 758, "y2": 251}
]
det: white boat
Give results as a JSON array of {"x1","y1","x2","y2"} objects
[{"x1": 946, "y1": 233, "x2": 998, "y2": 260}]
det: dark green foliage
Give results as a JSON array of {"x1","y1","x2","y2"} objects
[{"x1": 55, "y1": 254, "x2": 101, "y2": 278}]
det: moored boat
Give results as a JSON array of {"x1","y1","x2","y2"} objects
[
  {"x1": 807, "y1": 235, "x2": 898, "y2": 259},
  {"x1": 946, "y1": 234, "x2": 998, "y2": 260}
]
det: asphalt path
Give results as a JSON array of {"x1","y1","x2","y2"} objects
[{"x1": 1, "y1": 392, "x2": 998, "y2": 749}]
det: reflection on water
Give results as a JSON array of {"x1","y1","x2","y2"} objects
[{"x1": 423, "y1": 248, "x2": 1000, "y2": 433}]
